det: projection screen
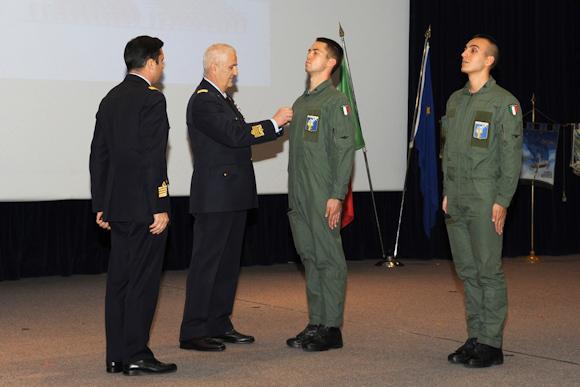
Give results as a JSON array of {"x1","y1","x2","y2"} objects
[{"x1": 0, "y1": 0, "x2": 409, "y2": 200}]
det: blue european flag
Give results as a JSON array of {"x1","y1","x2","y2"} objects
[{"x1": 414, "y1": 44, "x2": 439, "y2": 238}]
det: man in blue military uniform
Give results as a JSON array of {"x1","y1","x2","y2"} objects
[
  {"x1": 442, "y1": 34, "x2": 523, "y2": 368},
  {"x1": 90, "y1": 35, "x2": 176, "y2": 376},
  {"x1": 179, "y1": 43, "x2": 292, "y2": 352}
]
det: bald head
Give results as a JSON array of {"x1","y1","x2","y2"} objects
[
  {"x1": 203, "y1": 43, "x2": 236, "y2": 76},
  {"x1": 203, "y1": 43, "x2": 238, "y2": 92}
]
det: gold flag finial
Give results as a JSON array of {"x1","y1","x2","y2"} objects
[
  {"x1": 339, "y1": 22, "x2": 344, "y2": 38},
  {"x1": 425, "y1": 25, "x2": 431, "y2": 39}
]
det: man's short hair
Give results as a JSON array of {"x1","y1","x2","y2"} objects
[
  {"x1": 124, "y1": 36, "x2": 164, "y2": 71},
  {"x1": 203, "y1": 43, "x2": 235, "y2": 75},
  {"x1": 316, "y1": 37, "x2": 344, "y2": 74},
  {"x1": 472, "y1": 34, "x2": 500, "y2": 69}
]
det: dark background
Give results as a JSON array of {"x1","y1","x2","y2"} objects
[
  {"x1": 2, "y1": 0, "x2": 580, "y2": 280},
  {"x1": 404, "y1": 0, "x2": 580, "y2": 260}
]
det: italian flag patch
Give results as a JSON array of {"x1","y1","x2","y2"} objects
[
  {"x1": 509, "y1": 104, "x2": 519, "y2": 116},
  {"x1": 342, "y1": 104, "x2": 350, "y2": 116}
]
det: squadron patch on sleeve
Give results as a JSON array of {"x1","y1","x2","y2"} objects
[
  {"x1": 508, "y1": 104, "x2": 519, "y2": 116},
  {"x1": 158, "y1": 180, "x2": 169, "y2": 198},
  {"x1": 251, "y1": 124, "x2": 265, "y2": 138}
]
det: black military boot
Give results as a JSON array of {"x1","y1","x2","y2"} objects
[
  {"x1": 301, "y1": 326, "x2": 343, "y2": 351},
  {"x1": 465, "y1": 343, "x2": 504, "y2": 368},
  {"x1": 448, "y1": 337, "x2": 477, "y2": 364},
  {"x1": 286, "y1": 324, "x2": 320, "y2": 348}
]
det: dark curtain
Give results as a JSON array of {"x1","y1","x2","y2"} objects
[
  {"x1": 0, "y1": 193, "x2": 403, "y2": 280},
  {"x1": 405, "y1": 0, "x2": 580, "y2": 259}
]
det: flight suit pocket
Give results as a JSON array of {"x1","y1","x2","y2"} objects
[
  {"x1": 443, "y1": 151, "x2": 456, "y2": 182},
  {"x1": 444, "y1": 212, "x2": 456, "y2": 225},
  {"x1": 440, "y1": 116, "x2": 447, "y2": 154},
  {"x1": 471, "y1": 111, "x2": 493, "y2": 148},
  {"x1": 303, "y1": 109, "x2": 321, "y2": 143},
  {"x1": 441, "y1": 108, "x2": 455, "y2": 149}
]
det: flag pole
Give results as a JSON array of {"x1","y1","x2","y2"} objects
[
  {"x1": 338, "y1": 23, "x2": 402, "y2": 268},
  {"x1": 380, "y1": 25, "x2": 431, "y2": 265}
]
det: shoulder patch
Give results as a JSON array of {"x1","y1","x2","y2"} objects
[
  {"x1": 148, "y1": 86, "x2": 159, "y2": 91},
  {"x1": 197, "y1": 89, "x2": 208, "y2": 94},
  {"x1": 508, "y1": 104, "x2": 520, "y2": 116}
]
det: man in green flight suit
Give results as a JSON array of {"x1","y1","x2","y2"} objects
[
  {"x1": 442, "y1": 34, "x2": 523, "y2": 368},
  {"x1": 286, "y1": 37, "x2": 355, "y2": 352}
]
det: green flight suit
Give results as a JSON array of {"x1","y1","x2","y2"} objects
[
  {"x1": 441, "y1": 77, "x2": 523, "y2": 348},
  {"x1": 287, "y1": 79, "x2": 355, "y2": 327}
]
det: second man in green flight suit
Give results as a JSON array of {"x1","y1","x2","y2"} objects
[{"x1": 442, "y1": 34, "x2": 523, "y2": 368}]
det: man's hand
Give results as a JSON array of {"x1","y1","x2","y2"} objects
[
  {"x1": 272, "y1": 107, "x2": 293, "y2": 127},
  {"x1": 491, "y1": 203, "x2": 507, "y2": 235},
  {"x1": 442, "y1": 196, "x2": 448, "y2": 214},
  {"x1": 96, "y1": 211, "x2": 111, "y2": 230},
  {"x1": 325, "y1": 198, "x2": 343, "y2": 230},
  {"x1": 150, "y1": 212, "x2": 169, "y2": 235}
]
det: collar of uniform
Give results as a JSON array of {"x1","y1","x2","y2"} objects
[
  {"x1": 304, "y1": 79, "x2": 332, "y2": 96},
  {"x1": 128, "y1": 72, "x2": 151, "y2": 86},
  {"x1": 462, "y1": 76, "x2": 496, "y2": 96},
  {"x1": 203, "y1": 77, "x2": 227, "y2": 98}
]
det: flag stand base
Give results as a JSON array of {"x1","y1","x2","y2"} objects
[
  {"x1": 527, "y1": 250, "x2": 540, "y2": 264},
  {"x1": 375, "y1": 255, "x2": 404, "y2": 268}
]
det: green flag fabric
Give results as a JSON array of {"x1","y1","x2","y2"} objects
[{"x1": 337, "y1": 60, "x2": 365, "y2": 150}]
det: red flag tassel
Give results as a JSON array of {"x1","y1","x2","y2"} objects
[{"x1": 341, "y1": 181, "x2": 354, "y2": 228}]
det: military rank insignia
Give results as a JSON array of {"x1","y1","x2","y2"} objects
[
  {"x1": 509, "y1": 104, "x2": 519, "y2": 116},
  {"x1": 158, "y1": 180, "x2": 169, "y2": 198},
  {"x1": 251, "y1": 124, "x2": 265, "y2": 138},
  {"x1": 305, "y1": 115, "x2": 319, "y2": 132},
  {"x1": 341, "y1": 105, "x2": 350, "y2": 116},
  {"x1": 473, "y1": 120, "x2": 489, "y2": 140},
  {"x1": 148, "y1": 86, "x2": 159, "y2": 91},
  {"x1": 197, "y1": 89, "x2": 208, "y2": 94}
]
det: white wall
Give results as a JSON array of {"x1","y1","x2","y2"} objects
[{"x1": 0, "y1": 0, "x2": 409, "y2": 200}]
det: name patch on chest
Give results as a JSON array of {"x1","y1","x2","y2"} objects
[
  {"x1": 305, "y1": 115, "x2": 319, "y2": 132},
  {"x1": 473, "y1": 120, "x2": 489, "y2": 140}
]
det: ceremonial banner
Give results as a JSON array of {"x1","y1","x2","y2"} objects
[
  {"x1": 520, "y1": 122, "x2": 560, "y2": 186},
  {"x1": 571, "y1": 123, "x2": 580, "y2": 176}
]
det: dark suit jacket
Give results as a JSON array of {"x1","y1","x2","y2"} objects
[
  {"x1": 90, "y1": 74, "x2": 170, "y2": 222},
  {"x1": 187, "y1": 79, "x2": 279, "y2": 213}
]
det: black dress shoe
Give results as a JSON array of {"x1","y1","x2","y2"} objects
[
  {"x1": 180, "y1": 337, "x2": 226, "y2": 351},
  {"x1": 302, "y1": 326, "x2": 343, "y2": 352},
  {"x1": 123, "y1": 358, "x2": 177, "y2": 376},
  {"x1": 286, "y1": 324, "x2": 320, "y2": 348},
  {"x1": 465, "y1": 343, "x2": 504, "y2": 368},
  {"x1": 213, "y1": 329, "x2": 255, "y2": 344},
  {"x1": 448, "y1": 337, "x2": 477, "y2": 364},
  {"x1": 106, "y1": 361, "x2": 123, "y2": 373}
]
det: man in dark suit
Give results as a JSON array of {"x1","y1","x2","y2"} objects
[
  {"x1": 179, "y1": 43, "x2": 293, "y2": 351},
  {"x1": 90, "y1": 35, "x2": 176, "y2": 375}
]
